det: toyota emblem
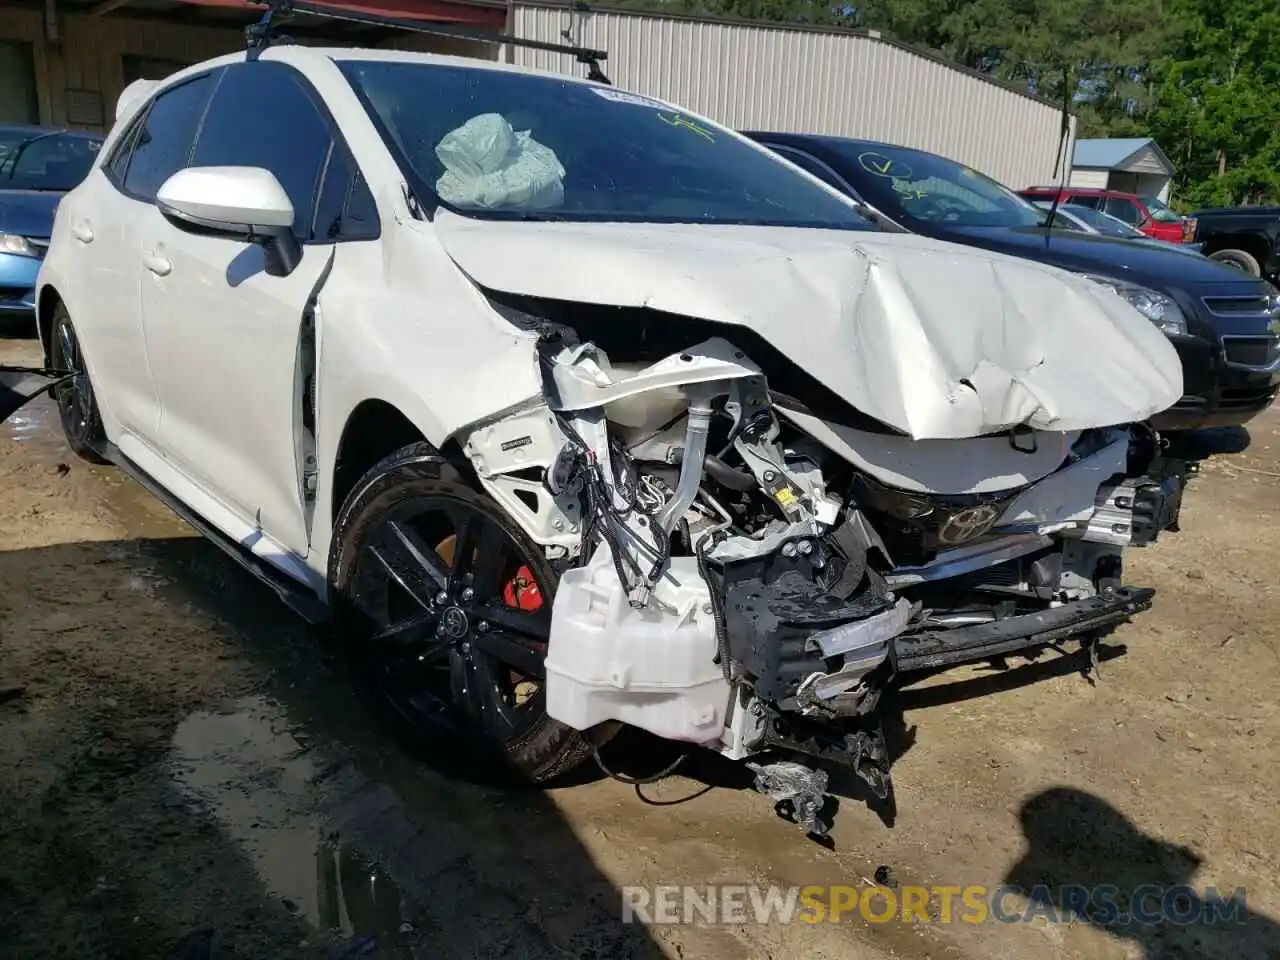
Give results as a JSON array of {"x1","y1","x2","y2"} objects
[{"x1": 937, "y1": 504, "x2": 1001, "y2": 545}]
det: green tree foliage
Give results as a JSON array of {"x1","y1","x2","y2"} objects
[
  {"x1": 1141, "y1": 0, "x2": 1280, "y2": 206},
  {"x1": 854, "y1": 0, "x2": 1168, "y2": 110},
  {"x1": 611, "y1": 0, "x2": 1280, "y2": 206}
]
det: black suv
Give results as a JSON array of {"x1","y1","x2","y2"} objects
[
  {"x1": 1189, "y1": 206, "x2": 1280, "y2": 284},
  {"x1": 744, "y1": 132, "x2": 1280, "y2": 431}
]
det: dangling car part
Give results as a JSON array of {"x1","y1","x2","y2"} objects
[
  {"x1": 0, "y1": 366, "x2": 72, "y2": 423},
  {"x1": 452, "y1": 279, "x2": 1186, "y2": 837}
]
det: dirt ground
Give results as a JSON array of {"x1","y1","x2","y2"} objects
[{"x1": 1, "y1": 334, "x2": 1278, "y2": 960}]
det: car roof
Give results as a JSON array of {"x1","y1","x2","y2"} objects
[
  {"x1": 745, "y1": 131, "x2": 903, "y2": 152},
  {"x1": 1022, "y1": 186, "x2": 1141, "y2": 200},
  {"x1": 745, "y1": 132, "x2": 1033, "y2": 172},
  {"x1": 0, "y1": 123, "x2": 103, "y2": 141},
  {"x1": 148, "y1": 43, "x2": 617, "y2": 96}
]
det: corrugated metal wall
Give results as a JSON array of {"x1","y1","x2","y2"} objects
[
  {"x1": 506, "y1": 4, "x2": 1075, "y2": 190},
  {"x1": 1069, "y1": 168, "x2": 1110, "y2": 189}
]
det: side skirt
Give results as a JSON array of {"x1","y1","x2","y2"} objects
[{"x1": 99, "y1": 441, "x2": 331, "y2": 625}]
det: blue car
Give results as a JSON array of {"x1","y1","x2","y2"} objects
[{"x1": 0, "y1": 124, "x2": 104, "y2": 324}]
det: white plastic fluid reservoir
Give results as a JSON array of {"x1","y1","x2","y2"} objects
[{"x1": 546, "y1": 544, "x2": 732, "y2": 744}]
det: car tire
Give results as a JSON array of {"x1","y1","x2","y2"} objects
[
  {"x1": 1209, "y1": 248, "x2": 1262, "y2": 277},
  {"x1": 328, "y1": 441, "x2": 594, "y2": 784},
  {"x1": 49, "y1": 303, "x2": 109, "y2": 464}
]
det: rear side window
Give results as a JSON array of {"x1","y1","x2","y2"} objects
[
  {"x1": 1067, "y1": 194, "x2": 1102, "y2": 210},
  {"x1": 191, "y1": 61, "x2": 332, "y2": 239},
  {"x1": 121, "y1": 74, "x2": 215, "y2": 201},
  {"x1": 1104, "y1": 196, "x2": 1142, "y2": 225}
]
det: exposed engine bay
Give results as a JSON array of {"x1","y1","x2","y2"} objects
[{"x1": 461, "y1": 303, "x2": 1187, "y2": 837}]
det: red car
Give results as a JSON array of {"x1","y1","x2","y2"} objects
[{"x1": 1018, "y1": 187, "x2": 1195, "y2": 244}]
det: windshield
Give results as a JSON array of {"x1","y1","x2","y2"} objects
[
  {"x1": 339, "y1": 61, "x2": 875, "y2": 230},
  {"x1": 0, "y1": 128, "x2": 103, "y2": 192},
  {"x1": 824, "y1": 141, "x2": 1047, "y2": 228},
  {"x1": 1142, "y1": 195, "x2": 1181, "y2": 222}
]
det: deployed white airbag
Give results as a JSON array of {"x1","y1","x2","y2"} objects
[
  {"x1": 432, "y1": 213, "x2": 1185, "y2": 440},
  {"x1": 435, "y1": 113, "x2": 565, "y2": 211}
]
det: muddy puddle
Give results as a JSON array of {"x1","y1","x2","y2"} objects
[
  {"x1": 0, "y1": 392, "x2": 197, "y2": 540},
  {"x1": 171, "y1": 696, "x2": 416, "y2": 956},
  {"x1": 162, "y1": 687, "x2": 662, "y2": 959},
  {"x1": 1, "y1": 394, "x2": 65, "y2": 453}
]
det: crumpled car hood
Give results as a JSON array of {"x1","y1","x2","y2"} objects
[{"x1": 433, "y1": 210, "x2": 1183, "y2": 440}]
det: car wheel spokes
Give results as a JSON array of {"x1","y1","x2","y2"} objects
[
  {"x1": 448, "y1": 643, "x2": 517, "y2": 734},
  {"x1": 474, "y1": 600, "x2": 549, "y2": 645},
  {"x1": 57, "y1": 322, "x2": 77, "y2": 372},
  {"x1": 369, "y1": 610, "x2": 446, "y2": 657},
  {"x1": 55, "y1": 322, "x2": 89, "y2": 431},
  {"x1": 357, "y1": 494, "x2": 550, "y2": 742},
  {"x1": 446, "y1": 508, "x2": 508, "y2": 598},
  {"x1": 368, "y1": 519, "x2": 450, "y2": 610},
  {"x1": 471, "y1": 627, "x2": 546, "y2": 681}
]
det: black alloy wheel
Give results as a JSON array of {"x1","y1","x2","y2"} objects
[
  {"x1": 50, "y1": 304, "x2": 108, "y2": 463},
  {"x1": 330, "y1": 445, "x2": 591, "y2": 782}
]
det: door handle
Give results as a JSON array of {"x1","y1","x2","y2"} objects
[
  {"x1": 142, "y1": 248, "x2": 172, "y2": 277},
  {"x1": 71, "y1": 221, "x2": 94, "y2": 244}
]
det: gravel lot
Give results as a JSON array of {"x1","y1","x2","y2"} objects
[{"x1": 1, "y1": 334, "x2": 1278, "y2": 960}]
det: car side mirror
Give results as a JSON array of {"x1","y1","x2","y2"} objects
[{"x1": 156, "y1": 166, "x2": 302, "y2": 277}]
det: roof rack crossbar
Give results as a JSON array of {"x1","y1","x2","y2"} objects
[{"x1": 245, "y1": 0, "x2": 611, "y2": 84}]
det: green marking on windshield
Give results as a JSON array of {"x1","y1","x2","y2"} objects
[
  {"x1": 657, "y1": 112, "x2": 715, "y2": 142},
  {"x1": 891, "y1": 180, "x2": 928, "y2": 200},
  {"x1": 857, "y1": 151, "x2": 912, "y2": 179}
]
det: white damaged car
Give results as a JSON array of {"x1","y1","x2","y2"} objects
[{"x1": 36, "y1": 45, "x2": 1187, "y2": 830}]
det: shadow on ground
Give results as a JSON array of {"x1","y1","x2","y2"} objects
[
  {"x1": 1004, "y1": 787, "x2": 1280, "y2": 959},
  {"x1": 1166, "y1": 425, "x2": 1252, "y2": 459},
  {"x1": 0, "y1": 535, "x2": 666, "y2": 959},
  {"x1": 0, "y1": 316, "x2": 36, "y2": 341}
]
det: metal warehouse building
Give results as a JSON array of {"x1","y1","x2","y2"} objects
[
  {"x1": 505, "y1": 3, "x2": 1073, "y2": 189},
  {"x1": 1, "y1": 0, "x2": 1073, "y2": 189}
]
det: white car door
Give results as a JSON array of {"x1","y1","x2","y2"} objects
[
  {"x1": 136, "y1": 60, "x2": 373, "y2": 559},
  {"x1": 67, "y1": 73, "x2": 219, "y2": 438}
]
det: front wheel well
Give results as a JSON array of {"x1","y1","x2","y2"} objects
[
  {"x1": 331, "y1": 400, "x2": 425, "y2": 524},
  {"x1": 37, "y1": 286, "x2": 64, "y2": 365},
  {"x1": 330, "y1": 400, "x2": 469, "y2": 525}
]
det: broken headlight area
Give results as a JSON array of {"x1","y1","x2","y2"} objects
[{"x1": 460, "y1": 320, "x2": 1187, "y2": 838}]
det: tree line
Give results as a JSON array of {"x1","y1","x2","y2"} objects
[{"x1": 613, "y1": 0, "x2": 1280, "y2": 208}]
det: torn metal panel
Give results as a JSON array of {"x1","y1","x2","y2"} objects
[
  {"x1": 435, "y1": 210, "x2": 1184, "y2": 440},
  {"x1": 994, "y1": 434, "x2": 1130, "y2": 528},
  {"x1": 777, "y1": 404, "x2": 1077, "y2": 495}
]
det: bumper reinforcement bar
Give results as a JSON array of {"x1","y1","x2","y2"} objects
[{"x1": 893, "y1": 586, "x2": 1155, "y2": 672}]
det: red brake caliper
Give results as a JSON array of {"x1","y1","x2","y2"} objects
[
  {"x1": 504, "y1": 566, "x2": 543, "y2": 703},
  {"x1": 503, "y1": 565, "x2": 543, "y2": 612}
]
